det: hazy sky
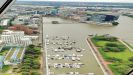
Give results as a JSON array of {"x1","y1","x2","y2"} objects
[{"x1": 18, "y1": 0, "x2": 133, "y2": 3}]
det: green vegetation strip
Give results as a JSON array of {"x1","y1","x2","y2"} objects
[
  {"x1": 0, "y1": 46, "x2": 11, "y2": 56},
  {"x1": 5, "y1": 48, "x2": 16, "y2": 60},
  {"x1": 16, "y1": 47, "x2": 24, "y2": 59},
  {"x1": 20, "y1": 45, "x2": 41, "y2": 75},
  {"x1": 91, "y1": 35, "x2": 133, "y2": 75}
]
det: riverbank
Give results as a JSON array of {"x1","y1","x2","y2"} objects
[{"x1": 60, "y1": 16, "x2": 118, "y2": 27}]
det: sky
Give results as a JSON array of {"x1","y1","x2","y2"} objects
[{"x1": 18, "y1": 0, "x2": 133, "y2": 3}]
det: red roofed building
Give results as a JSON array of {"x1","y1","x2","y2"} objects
[{"x1": 8, "y1": 25, "x2": 33, "y2": 35}]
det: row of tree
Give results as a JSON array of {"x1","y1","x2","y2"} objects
[
  {"x1": 104, "y1": 43, "x2": 126, "y2": 52},
  {"x1": 21, "y1": 44, "x2": 41, "y2": 75}
]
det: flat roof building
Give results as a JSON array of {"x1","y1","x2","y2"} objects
[
  {"x1": 1, "y1": 30, "x2": 32, "y2": 46},
  {"x1": 0, "y1": 19, "x2": 10, "y2": 26}
]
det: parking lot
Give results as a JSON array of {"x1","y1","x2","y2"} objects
[{"x1": 45, "y1": 35, "x2": 95, "y2": 75}]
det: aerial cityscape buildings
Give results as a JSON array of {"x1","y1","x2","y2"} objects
[{"x1": 0, "y1": 1, "x2": 133, "y2": 75}]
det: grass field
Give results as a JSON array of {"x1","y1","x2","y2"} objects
[
  {"x1": 91, "y1": 36, "x2": 133, "y2": 75},
  {"x1": 16, "y1": 47, "x2": 24, "y2": 59},
  {"x1": 5, "y1": 48, "x2": 16, "y2": 60},
  {"x1": 0, "y1": 46, "x2": 11, "y2": 56}
]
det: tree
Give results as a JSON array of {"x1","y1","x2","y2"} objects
[
  {"x1": 23, "y1": 59, "x2": 31, "y2": 63},
  {"x1": 29, "y1": 44, "x2": 35, "y2": 48},
  {"x1": 22, "y1": 72, "x2": 30, "y2": 75},
  {"x1": 116, "y1": 65, "x2": 130, "y2": 75},
  {"x1": 32, "y1": 64, "x2": 40, "y2": 69},
  {"x1": 21, "y1": 69, "x2": 30, "y2": 72},
  {"x1": 128, "y1": 63, "x2": 133, "y2": 68},
  {"x1": 105, "y1": 43, "x2": 125, "y2": 52},
  {"x1": 106, "y1": 43, "x2": 118, "y2": 47},
  {"x1": 22, "y1": 65, "x2": 31, "y2": 69},
  {"x1": 2, "y1": 46, "x2": 11, "y2": 50},
  {"x1": 31, "y1": 71, "x2": 41, "y2": 75},
  {"x1": 32, "y1": 60, "x2": 40, "y2": 66},
  {"x1": 129, "y1": 56, "x2": 133, "y2": 62}
]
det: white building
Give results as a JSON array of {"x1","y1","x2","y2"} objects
[
  {"x1": 1, "y1": 30, "x2": 32, "y2": 46},
  {"x1": 24, "y1": 35, "x2": 39, "y2": 40},
  {"x1": 20, "y1": 38, "x2": 32, "y2": 46},
  {"x1": 0, "y1": 19, "x2": 10, "y2": 26},
  {"x1": 31, "y1": 18, "x2": 40, "y2": 24}
]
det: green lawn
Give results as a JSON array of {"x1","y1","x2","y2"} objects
[
  {"x1": 16, "y1": 47, "x2": 24, "y2": 59},
  {"x1": 0, "y1": 50, "x2": 9, "y2": 56},
  {"x1": 5, "y1": 48, "x2": 16, "y2": 60},
  {"x1": 92, "y1": 39, "x2": 121, "y2": 47},
  {"x1": 91, "y1": 36, "x2": 133, "y2": 75},
  {"x1": 92, "y1": 39, "x2": 133, "y2": 62},
  {"x1": 106, "y1": 49, "x2": 133, "y2": 61}
]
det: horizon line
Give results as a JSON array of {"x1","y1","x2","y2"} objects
[{"x1": 16, "y1": 1, "x2": 133, "y2": 3}]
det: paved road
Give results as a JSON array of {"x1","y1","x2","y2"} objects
[{"x1": 39, "y1": 16, "x2": 46, "y2": 75}]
